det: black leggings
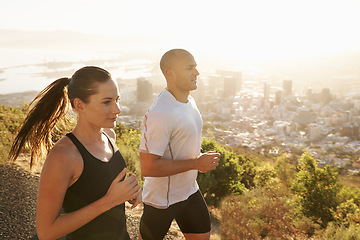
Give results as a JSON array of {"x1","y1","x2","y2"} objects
[{"x1": 140, "y1": 190, "x2": 211, "y2": 240}]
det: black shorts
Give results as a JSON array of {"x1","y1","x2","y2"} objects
[{"x1": 139, "y1": 190, "x2": 211, "y2": 240}]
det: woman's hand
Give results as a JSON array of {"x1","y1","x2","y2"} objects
[{"x1": 105, "y1": 168, "x2": 141, "y2": 209}]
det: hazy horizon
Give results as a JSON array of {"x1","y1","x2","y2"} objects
[{"x1": 1, "y1": 0, "x2": 360, "y2": 95}]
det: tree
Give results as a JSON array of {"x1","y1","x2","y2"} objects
[{"x1": 291, "y1": 152, "x2": 342, "y2": 227}]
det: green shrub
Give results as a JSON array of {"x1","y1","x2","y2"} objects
[
  {"x1": 220, "y1": 187, "x2": 304, "y2": 240},
  {"x1": 0, "y1": 105, "x2": 74, "y2": 165},
  {"x1": 198, "y1": 138, "x2": 248, "y2": 206},
  {"x1": 334, "y1": 199, "x2": 360, "y2": 226},
  {"x1": 253, "y1": 162, "x2": 278, "y2": 188},
  {"x1": 0, "y1": 105, "x2": 27, "y2": 163},
  {"x1": 291, "y1": 152, "x2": 342, "y2": 227},
  {"x1": 292, "y1": 215, "x2": 321, "y2": 237},
  {"x1": 319, "y1": 222, "x2": 360, "y2": 240},
  {"x1": 114, "y1": 123, "x2": 142, "y2": 184},
  {"x1": 339, "y1": 186, "x2": 360, "y2": 206},
  {"x1": 275, "y1": 153, "x2": 297, "y2": 188}
]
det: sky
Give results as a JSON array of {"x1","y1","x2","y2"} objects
[{"x1": 1, "y1": 0, "x2": 360, "y2": 63}]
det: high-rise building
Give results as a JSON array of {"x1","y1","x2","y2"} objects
[
  {"x1": 275, "y1": 90, "x2": 283, "y2": 105},
  {"x1": 264, "y1": 82, "x2": 270, "y2": 101},
  {"x1": 216, "y1": 69, "x2": 242, "y2": 94},
  {"x1": 283, "y1": 80, "x2": 292, "y2": 96},
  {"x1": 207, "y1": 74, "x2": 223, "y2": 96},
  {"x1": 137, "y1": 77, "x2": 152, "y2": 102},
  {"x1": 261, "y1": 82, "x2": 271, "y2": 107},
  {"x1": 224, "y1": 76, "x2": 236, "y2": 97},
  {"x1": 320, "y1": 88, "x2": 332, "y2": 104}
]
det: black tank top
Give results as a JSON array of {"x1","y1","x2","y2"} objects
[{"x1": 63, "y1": 132, "x2": 130, "y2": 240}]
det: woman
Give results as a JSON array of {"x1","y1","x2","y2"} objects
[{"x1": 9, "y1": 66, "x2": 141, "y2": 240}]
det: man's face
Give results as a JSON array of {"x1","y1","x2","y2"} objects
[{"x1": 170, "y1": 52, "x2": 200, "y2": 92}]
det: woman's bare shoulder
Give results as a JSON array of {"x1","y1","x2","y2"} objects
[
  {"x1": 40, "y1": 135, "x2": 83, "y2": 187},
  {"x1": 51, "y1": 135, "x2": 77, "y2": 154},
  {"x1": 45, "y1": 135, "x2": 82, "y2": 167}
]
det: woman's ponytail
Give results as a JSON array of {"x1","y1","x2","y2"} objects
[
  {"x1": 9, "y1": 77, "x2": 71, "y2": 169},
  {"x1": 9, "y1": 66, "x2": 112, "y2": 169}
]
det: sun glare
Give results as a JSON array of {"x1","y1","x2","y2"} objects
[{"x1": 0, "y1": 0, "x2": 359, "y2": 63}]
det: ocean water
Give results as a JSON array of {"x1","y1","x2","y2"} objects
[{"x1": 0, "y1": 48, "x2": 154, "y2": 94}]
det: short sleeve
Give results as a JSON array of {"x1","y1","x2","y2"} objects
[{"x1": 139, "y1": 111, "x2": 176, "y2": 157}]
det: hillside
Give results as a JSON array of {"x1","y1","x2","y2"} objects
[
  {"x1": 1, "y1": 105, "x2": 359, "y2": 239},
  {"x1": 0, "y1": 105, "x2": 219, "y2": 239},
  {"x1": 0, "y1": 91, "x2": 38, "y2": 106}
]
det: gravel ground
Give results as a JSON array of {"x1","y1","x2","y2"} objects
[
  {"x1": 0, "y1": 164, "x2": 38, "y2": 239},
  {"x1": 0, "y1": 164, "x2": 183, "y2": 240}
]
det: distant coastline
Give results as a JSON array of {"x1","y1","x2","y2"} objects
[
  {"x1": 0, "y1": 91, "x2": 38, "y2": 107},
  {"x1": 1, "y1": 29, "x2": 360, "y2": 97}
]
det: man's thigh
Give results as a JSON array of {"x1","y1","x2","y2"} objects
[
  {"x1": 175, "y1": 191, "x2": 211, "y2": 235},
  {"x1": 140, "y1": 191, "x2": 211, "y2": 239},
  {"x1": 139, "y1": 204, "x2": 175, "y2": 240}
]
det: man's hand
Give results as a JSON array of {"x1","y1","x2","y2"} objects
[
  {"x1": 195, "y1": 151, "x2": 220, "y2": 173},
  {"x1": 128, "y1": 189, "x2": 142, "y2": 209}
]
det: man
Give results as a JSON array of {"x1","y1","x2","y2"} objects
[{"x1": 138, "y1": 49, "x2": 220, "y2": 240}]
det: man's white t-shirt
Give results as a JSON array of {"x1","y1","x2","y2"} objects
[{"x1": 139, "y1": 89, "x2": 202, "y2": 209}]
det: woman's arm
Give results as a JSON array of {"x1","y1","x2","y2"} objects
[{"x1": 36, "y1": 139, "x2": 140, "y2": 240}]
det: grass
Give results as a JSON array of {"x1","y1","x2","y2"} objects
[{"x1": 339, "y1": 175, "x2": 360, "y2": 189}]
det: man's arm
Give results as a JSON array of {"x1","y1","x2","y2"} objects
[{"x1": 140, "y1": 151, "x2": 220, "y2": 177}]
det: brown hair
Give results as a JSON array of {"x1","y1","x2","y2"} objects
[{"x1": 9, "y1": 66, "x2": 111, "y2": 169}]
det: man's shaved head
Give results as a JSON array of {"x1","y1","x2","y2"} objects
[{"x1": 160, "y1": 49, "x2": 192, "y2": 75}]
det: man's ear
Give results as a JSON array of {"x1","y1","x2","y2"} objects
[
  {"x1": 73, "y1": 98, "x2": 86, "y2": 112},
  {"x1": 165, "y1": 68, "x2": 174, "y2": 80}
]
